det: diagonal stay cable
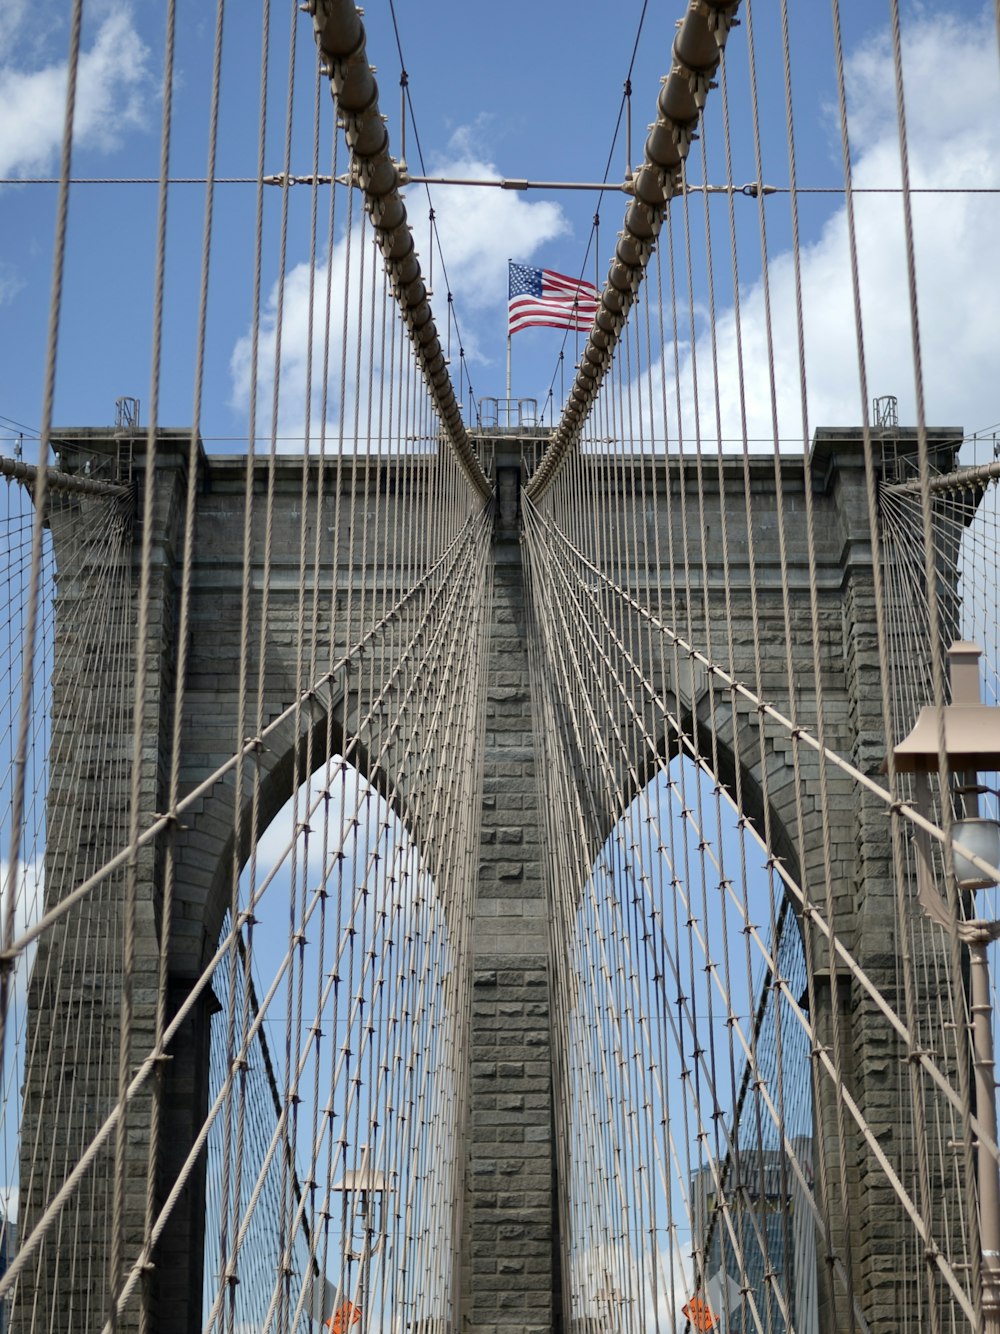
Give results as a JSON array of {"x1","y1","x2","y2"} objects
[
  {"x1": 0, "y1": 510, "x2": 484, "y2": 969},
  {"x1": 1, "y1": 505, "x2": 492, "y2": 1309},
  {"x1": 523, "y1": 496, "x2": 1000, "y2": 1164},
  {"x1": 529, "y1": 500, "x2": 1000, "y2": 891}
]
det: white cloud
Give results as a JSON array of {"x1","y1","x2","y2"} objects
[
  {"x1": 0, "y1": 0, "x2": 31, "y2": 49},
  {"x1": 0, "y1": 263, "x2": 25, "y2": 307},
  {"x1": 617, "y1": 6, "x2": 1000, "y2": 447},
  {"x1": 0, "y1": 857, "x2": 44, "y2": 1055},
  {"x1": 245, "y1": 762, "x2": 433, "y2": 945},
  {"x1": 569, "y1": 1237, "x2": 695, "y2": 1333},
  {"x1": 421, "y1": 128, "x2": 568, "y2": 313},
  {"x1": 251, "y1": 764, "x2": 368, "y2": 891},
  {"x1": 229, "y1": 136, "x2": 569, "y2": 443},
  {"x1": 0, "y1": 856, "x2": 45, "y2": 1226},
  {"x1": 0, "y1": 857, "x2": 43, "y2": 971},
  {"x1": 228, "y1": 241, "x2": 387, "y2": 449},
  {"x1": 0, "y1": 5, "x2": 152, "y2": 178}
]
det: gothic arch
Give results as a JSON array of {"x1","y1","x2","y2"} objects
[{"x1": 169, "y1": 672, "x2": 417, "y2": 981}]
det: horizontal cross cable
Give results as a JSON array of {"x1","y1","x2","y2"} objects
[{"x1": 9, "y1": 174, "x2": 999, "y2": 194}]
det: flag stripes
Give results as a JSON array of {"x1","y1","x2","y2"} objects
[{"x1": 508, "y1": 262, "x2": 599, "y2": 335}]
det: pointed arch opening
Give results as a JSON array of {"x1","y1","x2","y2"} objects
[
  {"x1": 553, "y1": 752, "x2": 817, "y2": 1333},
  {"x1": 194, "y1": 752, "x2": 464, "y2": 1333}
]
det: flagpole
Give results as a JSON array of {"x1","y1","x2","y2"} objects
[{"x1": 506, "y1": 257, "x2": 512, "y2": 405}]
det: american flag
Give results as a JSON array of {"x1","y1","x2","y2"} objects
[{"x1": 507, "y1": 262, "x2": 600, "y2": 336}]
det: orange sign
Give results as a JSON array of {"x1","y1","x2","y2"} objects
[
  {"x1": 327, "y1": 1302, "x2": 362, "y2": 1334},
  {"x1": 682, "y1": 1294, "x2": 717, "y2": 1330}
]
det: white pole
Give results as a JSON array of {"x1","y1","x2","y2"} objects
[
  {"x1": 968, "y1": 933, "x2": 1000, "y2": 1333},
  {"x1": 506, "y1": 258, "x2": 512, "y2": 410}
]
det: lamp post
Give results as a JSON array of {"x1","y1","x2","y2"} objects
[
  {"x1": 894, "y1": 642, "x2": 1000, "y2": 1333},
  {"x1": 331, "y1": 1145, "x2": 389, "y2": 1331}
]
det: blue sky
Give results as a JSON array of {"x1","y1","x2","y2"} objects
[
  {"x1": 2, "y1": 1, "x2": 998, "y2": 453},
  {"x1": 3, "y1": 4, "x2": 999, "y2": 1319}
]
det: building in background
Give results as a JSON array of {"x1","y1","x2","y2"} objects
[
  {"x1": 690, "y1": 1137, "x2": 818, "y2": 1333},
  {"x1": 0, "y1": 1216, "x2": 15, "y2": 1334}
]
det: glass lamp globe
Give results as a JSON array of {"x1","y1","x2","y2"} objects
[{"x1": 952, "y1": 817, "x2": 1000, "y2": 891}]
